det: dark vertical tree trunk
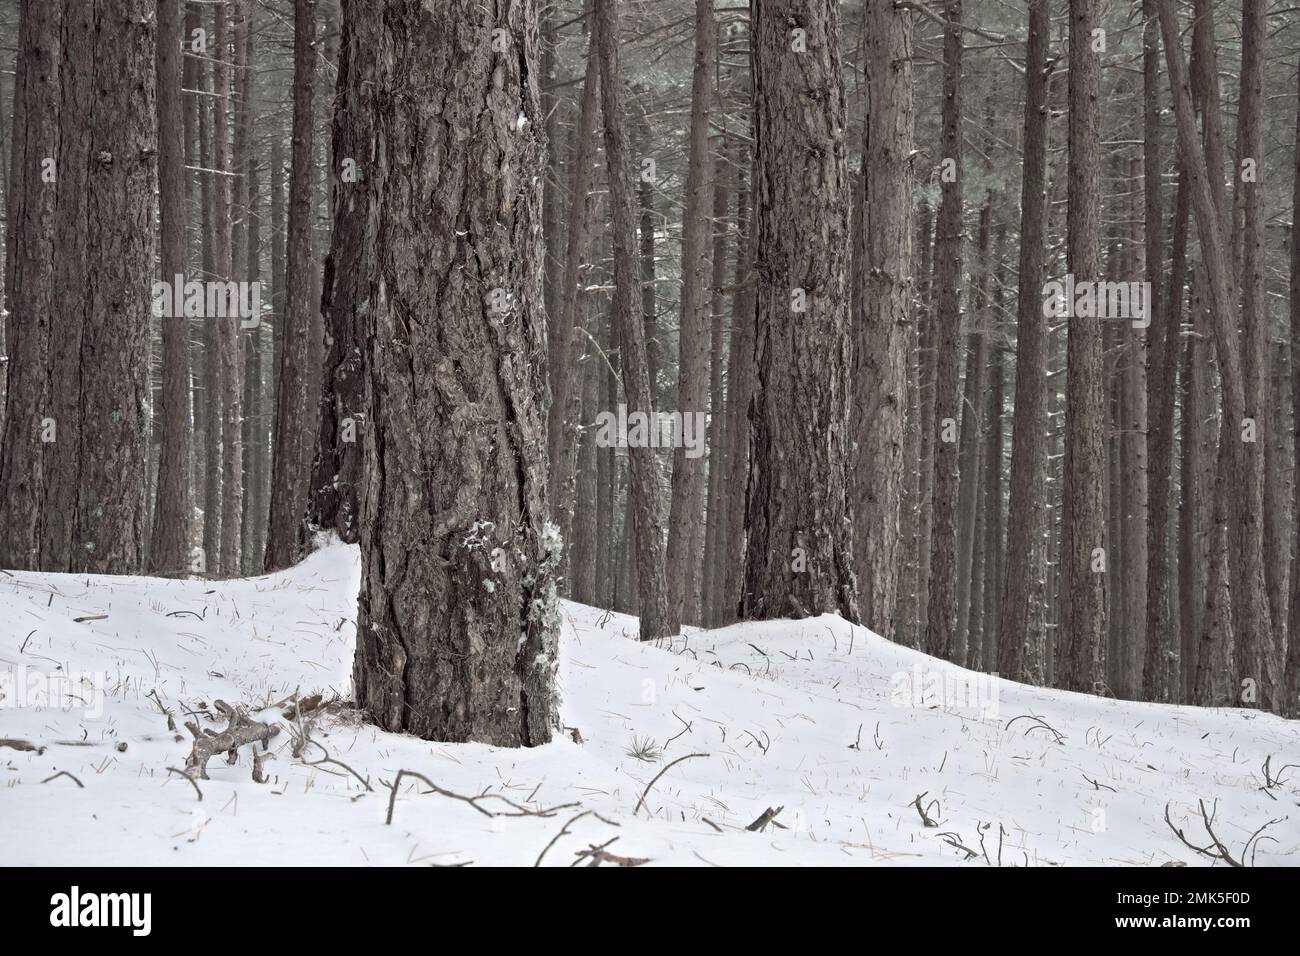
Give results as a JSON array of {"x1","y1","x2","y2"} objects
[
  {"x1": 1141, "y1": 0, "x2": 1176, "y2": 702},
  {"x1": 1238, "y1": 0, "x2": 1279, "y2": 694},
  {"x1": 720, "y1": 147, "x2": 754, "y2": 624},
  {"x1": 636, "y1": 103, "x2": 660, "y2": 405},
  {"x1": 1157, "y1": 0, "x2": 1277, "y2": 710},
  {"x1": 595, "y1": 0, "x2": 669, "y2": 641},
  {"x1": 0, "y1": 0, "x2": 60, "y2": 571},
  {"x1": 1121, "y1": 155, "x2": 1149, "y2": 699},
  {"x1": 196, "y1": 27, "x2": 221, "y2": 575},
  {"x1": 664, "y1": 0, "x2": 715, "y2": 631},
  {"x1": 149, "y1": 0, "x2": 193, "y2": 576},
  {"x1": 353, "y1": 0, "x2": 556, "y2": 746},
  {"x1": 702, "y1": 134, "x2": 732, "y2": 626},
  {"x1": 924, "y1": 0, "x2": 964, "y2": 661},
  {"x1": 907, "y1": 201, "x2": 936, "y2": 647},
  {"x1": 1058, "y1": 0, "x2": 1108, "y2": 693},
  {"x1": 264, "y1": 0, "x2": 315, "y2": 571},
  {"x1": 1285, "y1": 51, "x2": 1300, "y2": 716},
  {"x1": 572, "y1": 321, "x2": 599, "y2": 604},
  {"x1": 42, "y1": 0, "x2": 156, "y2": 573},
  {"x1": 852, "y1": 0, "x2": 912, "y2": 638},
  {"x1": 596, "y1": 300, "x2": 615, "y2": 606},
  {"x1": 954, "y1": 203, "x2": 989, "y2": 663},
  {"x1": 742, "y1": 0, "x2": 857, "y2": 622},
  {"x1": 307, "y1": 0, "x2": 374, "y2": 545},
  {"x1": 546, "y1": 15, "x2": 599, "y2": 587},
  {"x1": 1165, "y1": 172, "x2": 1191, "y2": 700},
  {"x1": 214, "y1": 1, "x2": 243, "y2": 578},
  {"x1": 979, "y1": 224, "x2": 1007, "y2": 670},
  {"x1": 665, "y1": 0, "x2": 717, "y2": 629},
  {"x1": 240, "y1": 5, "x2": 263, "y2": 572}
]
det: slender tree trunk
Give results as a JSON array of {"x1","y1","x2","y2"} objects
[
  {"x1": 595, "y1": 0, "x2": 669, "y2": 641},
  {"x1": 1167, "y1": 172, "x2": 1192, "y2": 700},
  {"x1": 979, "y1": 224, "x2": 1007, "y2": 671},
  {"x1": 196, "y1": 31, "x2": 221, "y2": 575},
  {"x1": 702, "y1": 135, "x2": 732, "y2": 626},
  {"x1": 1156, "y1": 0, "x2": 1278, "y2": 710},
  {"x1": 1058, "y1": 0, "x2": 1108, "y2": 693},
  {"x1": 1285, "y1": 53, "x2": 1300, "y2": 716},
  {"x1": 0, "y1": 0, "x2": 60, "y2": 571},
  {"x1": 924, "y1": 0, "x2": 965, "y2": 661},
  {"x1": 353, "y1": 0, "x2": 556, "y2": 746},
  {"x1": 572, "y1": 325, "x2": 599, "y2": 604},
  {"x1": 912, "y1": 201, "x2": 937, "y2": 647},
  {"x1": 1141, "y1": 0, "x2": 1175, "y2": 701},
  {"x1": 264, "y1": 0, "x2": 315, "y2": 571},
  {"x1": 214, "y1": 1, "x2": 244, "y2": 578},
  {"x1": 1238, "y1": 0, "x2": 1279, "y2": 687},
  {"x1": 547, "y1": 16, "x2": 600, "y2": 586},
  {"x1": 954, "y1": 204, "x2": 990, "y2": 662},
  {"x1": 596, "y1": 298, "x2": 615, "y2": 606},
  {"x1": 664, "y1": 0, "x2": 715, "y2": 631},
  {"x1": 852, "y1": 0, "x2": 912, "y2": 637},
  {"x1": 1121, "y1": 155, "x2": 1149, "y2": 699},
  {"x1": 719, "y1": 147, "x2": 754, "y2": 624},
  {"x1": 149, "y1": 0, "x2": 194, "y2": 576},
  {"x1": 241, "y1": 10, "x2": 264, "y2": 572}
]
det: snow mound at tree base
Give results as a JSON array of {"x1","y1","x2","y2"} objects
[{"x1": 1, "y1": 543, "x2": 1296, "y2": 866}]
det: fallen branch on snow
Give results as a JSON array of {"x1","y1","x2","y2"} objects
[
  {"x1": 1164, "y1": 799, "x2": 1283, "y2": 867},
  {"x1": 384, "y1": 769, "x2": 579, "y2": 825},
  {"x1": 183, "y1": 699, "x2": 279, "y2": 781}
]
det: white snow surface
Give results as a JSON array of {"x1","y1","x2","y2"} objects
[{"x1": 1, "y1": 542, "x2": 1297, "y2": 867}]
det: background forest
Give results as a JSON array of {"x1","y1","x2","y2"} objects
[{"x1": 1, "y1": 0, "x2": 1298, "y2": 724}]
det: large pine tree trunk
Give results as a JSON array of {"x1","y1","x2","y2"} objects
[
  {"x1": 0, "y1": 0, "x2": 59, "y2": 571},
  {"x1": 264, "y1": 0, "x2": 315, "y2": 572},
  {"x1": 1057, "y1": 0, "x2": 1108, "y2": 693},
  {"x1": 742, "y1": 0, "x2": 857, "y2": 622},
  {"x1": 41, "y1": 0, "x2": 156, "y2": 573},
  {"x1": 307, "y1": 0, "x2": 374, "y2": 546},
  {"x1": 664, "y1": 0, "x2": 715, "y2": 632},
  {"x1": 595, "y1": 0, "x2": 669, "y2": 641},
  {"x1": 852, "y1": 0, "x2": 912, "y2": 638},
  {"x1": 353, "y1": 0, "x2": 557, "y2": 745},
  {"x1": 924, "y1": 0, "x2": 965, "y2": 660}
]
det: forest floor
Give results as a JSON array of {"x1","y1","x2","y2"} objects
[{"x1": 1, "y1": 542, "x2": 1297, "y2": 866}]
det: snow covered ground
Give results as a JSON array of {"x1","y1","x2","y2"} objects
[{"x1": 1, "y1": 543, "x2": 1296, "y2": 866}]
